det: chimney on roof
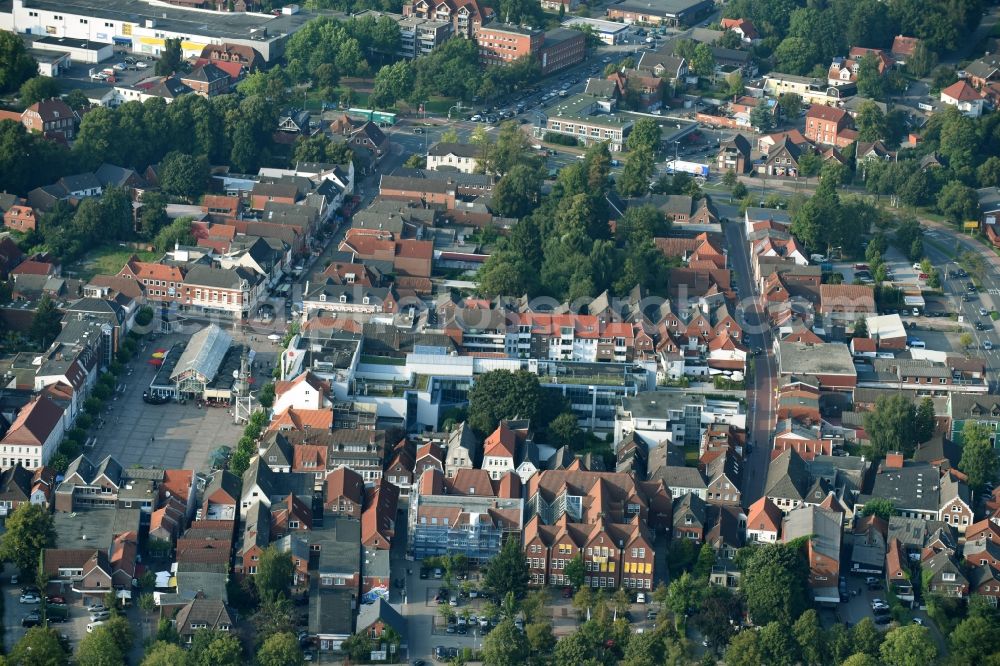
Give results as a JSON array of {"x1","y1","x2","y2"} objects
[{"x1": 885, "y1": 452, "x2": 904, "y2": 469}]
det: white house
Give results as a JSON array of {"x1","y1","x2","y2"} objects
[
  {"x1": 273, "y1": 371, "x2": 331, "y2": 414},
  {"x1": 940, "y1": 80, "x2": 985, "y2": 118},
  {"x1": 0, "y1": 395, "x2": 66, "y2": 470},
  {"x1": 482, "y1": 422, "x2": 517, "y2": 481},
  {"x1": 427, "y1": 142, "x2": 481, "y2": 174}
]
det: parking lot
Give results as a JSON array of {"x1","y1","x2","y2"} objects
[
  {"x1": 87, "y1": 331, "x2": 252, "y2": 470},
  {"x1": 1, "y1": 562, "x2": 147, "y2": 653}
]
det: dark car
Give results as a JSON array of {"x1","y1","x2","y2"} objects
[
  {"x1": 562, "y1": 587, "x2": 573, "y2": 598},
  {"x1": 419, "y1": 568, "x2": 429, "y2": 579},
  {"x1": 434, "y1": 646, "x2": 446, "y2": 660},
  {"x1": 21, "y1": 612, "x2": 41, "y2": 628},
  {"x1": 977, "y1": 322, "x2": 991, "y2": 330},
  {"x1": 873, "y1": 614, "x2": 892, "y2": 625}
]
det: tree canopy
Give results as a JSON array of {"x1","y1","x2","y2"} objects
[
  {"x1": 738, "y1": 542, "x2": 810, "y2": 625},
  {"x1": 484, "y1": 537, "x2": 530, "y2": 599},
  {"x1": 0, "y1": 503, "x2": 56, "y2": 575}
]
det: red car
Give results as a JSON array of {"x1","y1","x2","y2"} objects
[{"x1": 918, "y1": 272, "x2": 929, "y2": 280}]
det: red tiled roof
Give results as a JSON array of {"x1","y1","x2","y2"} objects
[
  {"x1": 942, "y1": 80, "x2": 984, "y2": 102},
  {"x1": 484, "y1": 422, "x2": 517, "y2": 459},
  {"x1": 1, "y1": 395, "x2": 64, "y2": 448},
  {"x1": 268, "y1": 407, "x2": 333, "y2": 432},
  {"x1": 806, "y1": 105, "x2": 848, "y2": 123},
  {"x1": 11, "y1": 259, "x2": 55, "y2": 276}
]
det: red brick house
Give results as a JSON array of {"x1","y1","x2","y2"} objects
[
  {"x1": 805, "y1": 105, "x2": 854, "y2": 147},
  {"x1": 3, "y1": 204, "x2": 37, "y2": 232}
]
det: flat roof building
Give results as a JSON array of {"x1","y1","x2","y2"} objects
[
  {"x1": 606, "y1": 0, "x2": 713, "y2": 27},
  {"x1": 7, "y1": 0, "x2": 314, "y2": 61}
]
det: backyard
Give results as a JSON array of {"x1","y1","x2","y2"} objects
[{"x1": 64, "y1": 245, "x2": 158, "y2": 280}]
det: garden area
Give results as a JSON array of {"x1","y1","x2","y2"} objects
[{"x1": 64, "y1": 245, "x2": 158, "y2": 281}]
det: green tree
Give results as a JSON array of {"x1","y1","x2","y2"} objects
[
  {"x1": 774, "y1": 36, "x2": 814, "y2": 75},
  {"x1": 691, "y1": 43, "x2": 715, "y2": 77},
  {"x1": 665, "y1": 572, "x2": 701, "y2": 628},
  {"x1": 484, "y1": 536, "x2": 530, "y2": 599},
  {"x1": 258, "y1": 382, "x2": 276, "y2": 409},
  {"x1": 153, "y1": 216, "x2": 195, "y2": 252},
  {"x1": 749, "y1": 102, "x2": 773, "y2": 131},
  {"x1": 937, "y1": 181, "x2": 979, "y2": 224},
  {"x1": 852, "y1": 617, "x2": 884, "y2": 658},
  {"x1": 777, "y1": 93, "x2": 802, "y2": 120},
  {"x1": 155, "y1": 38, "x2": 183, "y2": 76},
  {"x1": 863, "y1": 393, "x2": 918, "y2": 458},
  {"x1": 482, "y1": 618, "x2": 530, "y2": 666},
  {"x1": 0, "y1": 503, "x2": 56, "y2": 576},
  {"x1": 914, "y1": 397, "x2": 936, "y2": 443},
  {"x1": 879, "y1": 624, "x2": 937, "y2": 666},
  {"x1": 739, "y1": 542, "x2": 809, "y2": 625},
  {"x1": 758, "y1": 621, "x2": 798, "y2": 666},
  {"x1": 9, "y1": 626, "x2": 70, "y2": 665},
  {"x1": 841, "y1": 655, "x2": 879, "y2": 666},
  {"x1": 564, "y1": 553, "x2": 585, "y2": 589},
  {"x1": 492, "y1": 164, "x2": 542, "y2": 218},
  {"x1": 959, "y1": 421, "x2": 1000, "y2": 493},
  {"x1": 548, "y1": 412, "x2": 581, "y2": 448},
  {"x1": 467, "y1": 369, "x2": 564, "y2": 435},
  {"x1": 725, "y1": 629, "x2": 764, "y2": 666},
  {"x1": 693, "y1": 585, "x2": 741, "y2": 652},
  {"x1": 856, "y1": 53, "x2": 886, "y2": 99},
  {"x1": 75, "y1": 625, "x2": 125, "y2": 666},
  {"x1": 255, "y1": 632, "x2": 303, "y2": 666},
  {"x1": 725, "y1": 70, "x2": 745, "y2": 98},
  {"x1": 906, "y1": 42, "x2": 937, "y2": 77},
  {"x1": 187, "y1": 630, "x2": 243, "y2": 666},
  {"x1": 792, "y1": 609, "x2": 825, "y2": 666},
  {"x1": 0, "y1": 32, "x2": 38, "y2": 94},
  {"x1": 856, "y1": 101, "x2": 887, "y2": 143},
  {"x1": 254, "y1": 545, "x2": 295, "y2": 601},
  {"x1": 159, "y1": 151, "x2": 210, "y2": 200},
  {"x1": 29, "y1": 294, "x2": 62, "y2": 347},
  {"x1": 692, "y1": 543, "x2": 716, "y2": 580},
  {"x1": 627, "y1": 118, "x2": 662, "y2": 153},
  {"x1": 950, "y1": 615, "x2": 1000, "y2": 664},
  {"x1": 141, "y1": 641, "x2": 187, "y2": 666},
  {"x1": 618, "y1": 146, "x2": 655, "y2": 197},
  {"x1": 18, "y1": 76, "x2": 60, "y2": 106},
  {"x1": 862, "y1": 498, "x2": 895, "y2": 521}
]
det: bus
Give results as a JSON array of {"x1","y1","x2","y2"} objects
[{"x1": 346, "y1": 108, "x2": 397, "y2": 126}]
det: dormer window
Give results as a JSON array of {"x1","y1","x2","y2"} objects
[
  {"x1": 320, "y1": 294, "x2": 326, "y2": 302},
  {"x1": 340, "y1": 295, "x2": 347, "y2": 303},
  {"x1": 363, "y1": 296, "x2": 370, "y2": 305}
]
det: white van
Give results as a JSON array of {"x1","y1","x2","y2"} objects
[{"x1": 908, "y1": 339, "x2": 926, "y2": 349}]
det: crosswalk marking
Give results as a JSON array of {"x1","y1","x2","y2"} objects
[{"x1": 989, "y1": 289, "x2": 1000, "y2": 296}]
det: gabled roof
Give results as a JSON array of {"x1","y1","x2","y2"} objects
[
  {"x1": 941, "y1": 80, "x2": 983, "y2": 103},
  {"x1": 747, "y1": 496, "x2": 782, "y2": 533},
  {"x1": 1, "y1": 395, "x2": 64, "y2": 448},
  {"x1": 356, "y1": 597, "x2": 407, "y2": 642},
  {"x1": 483, "y1": 421, "x2": 517, "y2": 459}
]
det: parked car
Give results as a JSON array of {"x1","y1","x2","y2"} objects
[
  {"x1": 19, "y1": 593, "x2": 41, "y2": 604},
  {"x1": 90, "y1": 610, "x2": 111, "y2": 622},
  {"x1": 86, "y1": 621, "x2": 107, "y2": 633},
  {"x1": 86, "y1": 602, "x2": 106, "y2": 613},
  {"x1": 21, "y1": 612, "x2": 41, "y2": 628},
  {"x1": 874, "y1": 614, "x2": 892, "y2": 625},
  {"x1": 433, "y1": 568, "x2": 443, "y2": 579}
]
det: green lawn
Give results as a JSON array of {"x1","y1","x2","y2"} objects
[{"x1": 66, "y1": 245, "x2": 157, "y2": 281}]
